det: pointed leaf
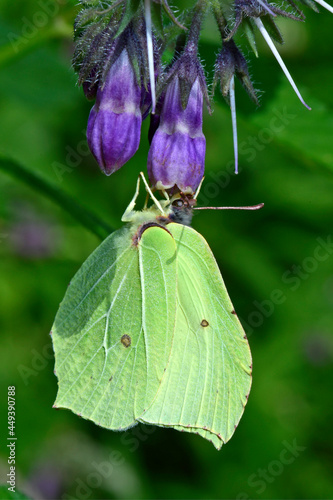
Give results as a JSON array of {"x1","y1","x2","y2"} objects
[{"x1": 243, "y1": 19, "x2": 258, "y2": 57}]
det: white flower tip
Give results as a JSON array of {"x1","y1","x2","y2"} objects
[
  {"x1": 313, "y1": 0, "x2": 333, "y2": 13},
  {"x1": 144, "y1": 0, "x2": 156, "y2": 116},
  {"x1": 298, "y1": 93, "x2": 312, "y2": 110},
  {"x1": 151, "y1": 89, "x2": 156, "y2": 114},
  {"x1": 254, "y1": 18, "x2": 312, "y2": 112},
  {"x1": 229, "y1": 76, "x2": 239, "y2": 176}
]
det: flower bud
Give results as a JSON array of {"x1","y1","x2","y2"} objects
[
  {"x1": 214, "y1": 40, "x2": 258, "y2": 104},
  {"x1": 82, "y1": 68, "x2": 99, "y2": 101},
  {"x1": 83, "y1": 80, "x2": 99, "y2": 101},
  {"x1": 147, "y1": 76, "x2": 206, "y2": 194},
  {"x1": 87, "y1": 49, "x2": 142, "y2": 175}
]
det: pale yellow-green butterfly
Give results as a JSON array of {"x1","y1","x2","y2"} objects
[{"x1": 52, "y1": 173, "x2": 263, "y2": 449}]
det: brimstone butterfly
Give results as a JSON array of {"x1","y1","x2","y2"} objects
[{"x1": 51, "y1": 174, "x2": 259, "y2": 449}]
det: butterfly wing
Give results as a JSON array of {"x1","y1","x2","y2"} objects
[
  {"x1": 52, "y1": 224, "x2": 177, "y2": 430},
  {"x1": 139, "y1": 223, "x2": 252, "y2": 449}
]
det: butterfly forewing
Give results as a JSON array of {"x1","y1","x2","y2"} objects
[{"x1": 52, "y1": 224, "x2": 177, "y2": 430}]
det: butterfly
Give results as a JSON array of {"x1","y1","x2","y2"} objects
[{"x1": 51, "y1": 173, "x2": 260, "y2": 449}]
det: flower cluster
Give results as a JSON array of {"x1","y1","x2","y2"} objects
[{"x1": 73, "y1": 0, "x2": 333, "y2": 193}]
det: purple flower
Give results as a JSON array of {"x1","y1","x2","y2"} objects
[
  {"x1": 87, "y1": 49, "x2": 142, "y2": 175},
  {"x1": 147, "y1": 76, "x2": 206, "y2": 194}
]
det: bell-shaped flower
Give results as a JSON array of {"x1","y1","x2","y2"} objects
[
  {"x1": 87, "y1": 49, "x2": 142, "y2": 175},
  {"x1": 147, "y1": 76, "x2": 206, "y2": 194}
]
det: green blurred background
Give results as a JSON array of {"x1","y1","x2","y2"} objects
[{"x1": 0, "y1": 0, "x2": 333, "y2": 498}]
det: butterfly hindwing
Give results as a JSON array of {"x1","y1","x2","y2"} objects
[{"x1": 140, "y1": 223, "x2": 252, "y2": 449}]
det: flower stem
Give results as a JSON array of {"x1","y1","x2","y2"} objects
[
  {"x1": 212, "y1": 0, "x2": 228, "y2": 38},
  {"x1": 0, "y1": 155, "x2": 113, "y2": 240}
]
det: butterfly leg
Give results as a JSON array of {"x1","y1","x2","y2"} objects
[
  {"x1": 143, "y1": 192, "x2": 150, "y2": 210},
  {"x1": 194, "y1": 176, "x2": 205, "y2": 200},
  {"x1": 139, "y1": 172, "x2": 165, "y2": 215},
  {"x1": 121, "y1": 176, "x2": 141, "y2": 222},
  {"x1": 161, "y1": 189, "x2": 170, "y2": 201}
]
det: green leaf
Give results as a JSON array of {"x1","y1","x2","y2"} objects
[
  {"x1": 243, "y1": 19, "x2": 258, "y2": 57},
  {"x1": 161, "y1": 0, "x2": 187, "y2": 30},
  {"x1": 114, "y1": 0, "x2": 141, "y2": 38},
  {"x1": 261, "y1": 15, "x2": 284, "y2": 44},
  {"x1": 151, "y1": 1, "x2": 164, "y2": 39}
]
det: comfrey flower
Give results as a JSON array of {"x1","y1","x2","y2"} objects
[
  {"x1": 148, "y1": 2, "x2": 209, "y2": 194},
  {"x1": 87, "y1": 49, "x2": 142, "y2": 175},
  {"x1": 73, "y1": 9, "x2": 159, "y2": 175},
  {"x1": 148, "y1": 74, "x2": 206, "y2": 194}
]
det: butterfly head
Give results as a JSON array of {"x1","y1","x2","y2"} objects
[{"x1": 167, "y1": 193, "x2": 197, "y2": 226}]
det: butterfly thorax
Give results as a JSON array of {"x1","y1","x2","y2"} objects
[{"x1": 121, "y1": 182, "x2": 196, "y2": 246}]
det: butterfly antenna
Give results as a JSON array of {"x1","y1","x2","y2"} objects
[
  {"x1": 194, "y1": 203, "x2": 264, "y2": 210},
  {"x1": 143, "y1": 192, "x2": 150, "y2": 210},
  {"x1": 139, "y1": 171, "x2": 165, "y2": 214},
  {"x1": 121, "y1": 176, "x2": 141, "y2": 221}
]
